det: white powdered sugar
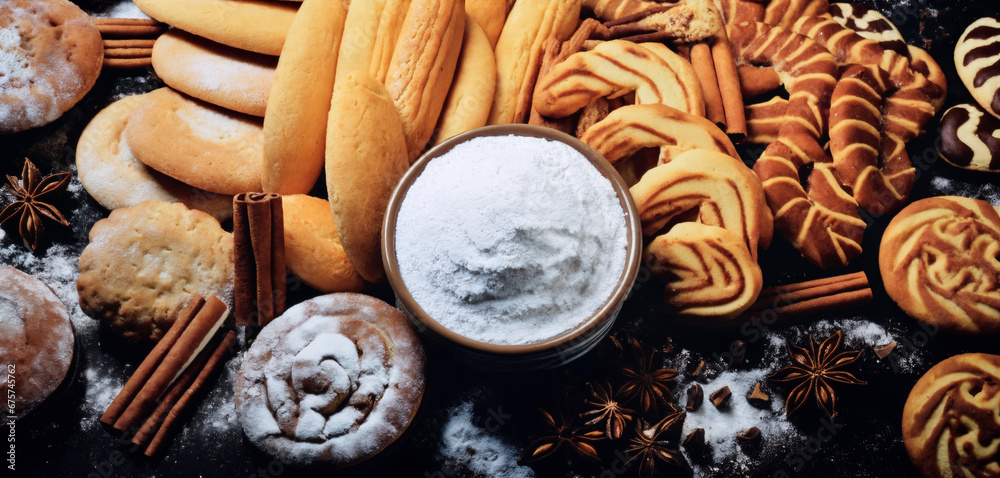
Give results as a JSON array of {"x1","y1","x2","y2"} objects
[
  {"x1": 439, "y1": 402, "x2": 535, "y2": 478},
  {"x1": 395, "y1": 135, "x2": 628, "y2": 345},
  {"x1": 91, "y1": 1, "x2": 151, "y2": 20},
  {"x1": 929, "y1": 176, "x2": 1000, "y2": 205},
  {"x1": 0, "y1": 6, "x2": 63, "y2": 127}
]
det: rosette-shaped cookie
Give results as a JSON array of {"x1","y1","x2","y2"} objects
[
  {"x1": 631, "y1": 149, "x2": 771, "y2": 322},
  {"x1": 235, "y1": 293, "x2": 425, "y2": 468},
  {"x1": 902, "y1": 353, "x2": 1000, "y2": 478},
  {"x1": 879, "y1": 196, "x2": 1000, "y2": 334}
]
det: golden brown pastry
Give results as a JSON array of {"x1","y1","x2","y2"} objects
[
  {"x1": 902, "y1": 353, "x2": 1000, "y2": 478},
  {"x1": 430, "y1": 14, "x2": 496, "y2": 146},
  {"x1": 879, "y1": 196, "x2": 1000, "y2": 335},
  {"x1": 282, "y1": 195, "x2": 365, "y2": 294},
  {"x1": 133, "y1": 0, "x2": 296, "y2": 55}
]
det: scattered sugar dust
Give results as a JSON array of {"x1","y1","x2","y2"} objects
[
  {"x1": 90, "y1": 1, "x2": 151, "y2": 20},
  {"x1": 929, "y1": 176, "x2": 1000, "y2": 205},
  {"x1": 438, "y1": 401, "x2": 535, "y2": 478}
]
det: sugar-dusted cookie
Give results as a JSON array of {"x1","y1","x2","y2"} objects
[
  {"x1": 955, "y1": 17, "x2": 1000, "y2": 119},
  {"x1": 0, "y1": 266, "x2": 75, "y2": 418},
  {"x1": 282, "y1": 194, "x2": 364, "y2": 294},
  {"x1": 152, "y1": 29, "x2": 276, "y2": 117},
  {"x1": 235, "y1": 293, "x2": 424, "y2": 468},
  {"x1": 937, "y1": 103, "x2": 1000, "y2": 172},
  {"x1": 124, "y1": 87, "x2": 263, "y2": 195},
  {"x1": 76, "y1": 93, "x2": 233, "y2": 221},
  {"x1": 879, "y1": 196, "x2": 1000, "y2": 334},
  {"x1": 902, "y1": 353, "x2": 1000, "y2": 478},
  {"x1": 0, "y1": 0, "x2": 103, "y2": 134},
  {"x1": 133, "y1": 0, "x2": 297, "y2": 56},
  {"x1": 77, "y1": 201, "x2": 234, "y2": 342}
]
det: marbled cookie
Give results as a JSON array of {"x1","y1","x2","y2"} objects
[
  {"x1": 902, "y1": 353, "x2": 1000, "y2": 478},
  {"x1": 955, "y1": 17, "x2": 1000, "y2": 119},
  {"x1": 937, "y1": 103, "x2": 1000, "y2": 172},
  {"x1": 879, "y1": 196, "x2": 1000, "y2": 334},
  {"x1": 77, "y1": 201, "x2": 234, "y2": 342}
]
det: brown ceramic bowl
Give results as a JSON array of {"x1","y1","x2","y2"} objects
[{"x1": 382, "y1": 124, "x2": 642, "y2": 370}]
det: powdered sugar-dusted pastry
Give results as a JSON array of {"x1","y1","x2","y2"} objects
[
  {"x1": 0, "y1": 0, "x2": 103, "y2": 134},
  {"x1": 902, "y1": 353, "x2": 1000, "y2": 478},
  {"x1": 879, "y1": 196, "x2": 1000, "y2": 334},
  {"x1": 0, "y1": 266, "x2": 75, "y2": 418},
  {"x1": 77, "y1": 201, "x2": 234, "y2": 342},
  {"x1": 235, "y1": 293, "x2": 424, "y2": 468},
  {"x1": 76, "y1": 93, "x2": 233, "y2": 221}
]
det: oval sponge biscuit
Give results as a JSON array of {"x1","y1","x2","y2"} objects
[
  {"x1": 282, "y1": 195, "x2": 364, "y2": 293},
  {"x1": 125, "y1": 87, "x2": 264, "y2": 196},
  {"x1": 152, "y1": 29, "x2": 276, "y2": 117},
  {"x1": 262, "y1": 0, "x2": 346, "y2": 194},
  {"x1": 133, "y1": 0, "x2": 296, "y2": 56},
  {"x1": 325, "y1": 71, "x2": 409, "y2": 283}
]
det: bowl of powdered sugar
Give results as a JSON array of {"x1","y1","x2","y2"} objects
[{"x1": 383, "y1": 124, "x2": 642, "y2": 370}]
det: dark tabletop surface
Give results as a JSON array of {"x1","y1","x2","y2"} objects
[{"x1": 5, "y1": 1, "x2": 1000, "y2": 477}]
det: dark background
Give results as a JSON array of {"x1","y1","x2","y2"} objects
[{"x1": 5, "y1": 1, "x2": 1000, "y2": 477}]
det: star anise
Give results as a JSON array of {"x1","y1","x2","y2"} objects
[
  {"x1": 625, "y1": 412, "x2": 690, "y2": 478},
  {"x1": 768, "y1": 330, "x2": 867, "y2": 418},
  {"x1": 582, "y1": 381, "x2": 635, "y2": 440},
  {"x1": 519, "y1": 408, "x2": 604, "y2": 464},
  {"x1": 618, "y1": 337, "x2": 677, "y2": 414},
  {"x1": 0, "y1": 158, "x2": 70, "y2": 251}
]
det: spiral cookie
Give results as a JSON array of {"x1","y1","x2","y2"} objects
[
  {"x1": 630, "y1": 149, "x2": 770, "y2": 321},
  {"x1": 938, "y1": 103, "x2": 1000, "y2": 172},
  {"x1": 902, "y1": 353, "x2": 1000, "y2": 478},
  {"x1": 235, "y1": 293, "x2": 425, "y2": 468},
  {"x1": 728, "y1": 21, "x2": 865, "y2": 269},
  {"x1": 879, "y1": 196, "x2": 1000, "y2": 334},
  {"x1": 955, "y1": 18, "x2": 1000, "y2": 120}
]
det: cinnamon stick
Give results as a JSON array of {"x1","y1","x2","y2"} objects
[
  {"x1": 131, "y1": 338, "x2": 214, "y2": 448},
  {"x1": 710, "y1": 28, "x2": 747, "y2": 141},
  {"x1": 103, "y1": 57, "x2": 153, "y2": 69},
  {"x1": 738, "y1": 272, "x2": 873, "y2": 322},
  {"x1": 103, "y1": 39, "x2": 156, "y2": 49},
  {"x1": 113, "y1": 296, "x2": 229, "y2": 432},
  {"x1": 101, "y1": 296, "x2": 205, "y2": 426},
  {"x1": 524, "y1": 18, "x2": 603, "y2": 126},
  {"x1": 93, "y1": 18, "x2": 163, "y2": 26},
  {"x1": 96, "y1": 23, "x2": 168, "y2": 37},
  {"x1": 103, "y1": 47, "x2": 153, "y2": 59},
  {"x1": 689, "y1": 41, "x2": 726, "y2": 128},
  {"x1": 233, "y1": 193, "x2": 286, "y2": 327},
  {"x1": 144, "y1": 331, "x2": 236, "y2": 457}
]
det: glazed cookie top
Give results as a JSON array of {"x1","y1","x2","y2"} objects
[
  {"x1": 77, "y1": 200, "x2": 234, "y2": 342},
  {"x1": 0, "y1": 0, "x2": 103, "y2": 134},
  {"x1": 955, "y1": 17, "x2": 1000, "y2": 119},
  {"x1": 902, "y1": 353, "x2": 1000, "y2": 478},
  {"x1": 0, "y1": 266, "x2": 74, "y2": 419}
]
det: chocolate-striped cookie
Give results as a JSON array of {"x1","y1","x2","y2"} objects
[
  {"x1": 828, "y1": 3, "x2": 908, "y2": 58},
  {"x1": 955, "y1": 17, "x2": 1000, "y2": 119},
  {"x1": 938, "y1": 103, "x2": 1000, "y2": 172},
  {"x1": 902, "y1": 353, "x2": 1000, "y2": 478},
  {"x1": 879, "y1": 196, "x2": 1000, "y2": 334}
]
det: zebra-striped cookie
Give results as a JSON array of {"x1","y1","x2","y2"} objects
[
  {"x1": 902, "y1": 353, "x2": 1000, "y2": 478},
  {"x1": 828, "y1": 3, "x2": 908, "y2": 58},
  {"x1": 938, "y1": 103, "x2": 1000, "y2": 172},
  {"x1": 955, "y1": 17, "x2": 1000, "y2": 120}
]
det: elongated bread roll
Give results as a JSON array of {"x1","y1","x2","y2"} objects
[
  {"x1": 370, "y1": 0, "x2": 411, "y2": 83},
  {"x1": 430, "y1": 14, "x2": 496, "y2": 146},
  {"x1": 466, "y1": 0, "x2": 508, "y2": 49},
  {"x1": 262, "y1": 0, "x2": 346, "y2": 194},
  {"x1": 384, "y1": 0, "x2": 465, "y2": 161},
  {"x1": 488, "y1": 0, "x2": 581, "y2": 125},
  {"x1": 133, "y1": 0, "x2": 296, "y2": 56},
  {"x1": 325, "y1": 72, "x2": 409, "y2": 283},
  {"x1": 335, "y1": 0, "x2": 386, "y2": 81}
]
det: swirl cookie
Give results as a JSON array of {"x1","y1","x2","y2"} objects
[
  {"x1": 828, "y1": 3, "x2": 908, "y2": 57},
  {"x1": 75, "y1": 93, "x2": 233, "y2": 221},
  {"x1": 902, "y1": 353, "x2": 1000, "y2": 478},
  {"x1": 879, "y1": 196, "x2": 1000, "y2": 334},
  {"x1": 938, "y1": 103, "x2": 1000, "y2": 172},
  {"x1": 235, "y1": 293, "x2": 425, "y2": 468},
  {"x1": 955, "y1": 18, "x2": 1000, "y2": 119},
  {"x1": 124, "y1": 87, "x2": 264, "y2": 195},
  {"x1": 77, "y1": 201, "x2": 234, "y2": 342},
  {"x1": 0, "y1": 0, "x2": 103, "y2": 134},
  {"x1": 0, "y1": 266, "x2": 74, "y2": 419}
]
